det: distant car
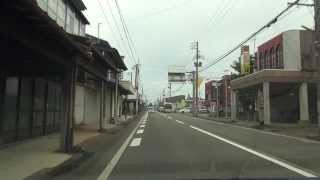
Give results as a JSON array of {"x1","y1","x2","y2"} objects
[
  {"x1": 178, "y1": 108, "x2": 191, "y2": 113},
  {"x1": 147, "y1": 107, "x2": 155, "y2": 113},
  {"x1": 199, "y1": 108, "x2": 208, "y2": 113}
]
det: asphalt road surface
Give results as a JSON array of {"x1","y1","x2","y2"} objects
[{"x1": 56, "y1": 112, "x2": 320, "y2": 179}]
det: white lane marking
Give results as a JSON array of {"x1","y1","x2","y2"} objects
[
  {"x1": 140, "y1": 125, "x2": 146, "y2": 128},
  {"x1": 168, "y1": 116, "x2": 172, "y2": 120},
  {"x1": 184, "y1": 114, "x2": 320, "y2": 144},
  {"x1": 97, "y1": 112, "x2": 148, "y2": 180},
  {"x1": 175, "y1": 120, "x2": 185, "y2": 124},
  {"x1": 129, "y1": 138, "x2": 142, "y2": 147},
  {"x1": 189, "y1": 125, "x2": 317, "y2": 177},
  {"x1": 136, "y1": 129, "x2": 144, "y2": 134}
]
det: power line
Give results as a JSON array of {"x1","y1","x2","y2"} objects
[
  {"x1": 131, "y1": 0, "x2": 194, "y2": 20},
  {"x1": 200, "y1": 0, "x2": 302, "y2": 72},
  {"x1": 114, "y1": 0, "x2": 140, "y2": 64},
  {"x1": 96, "y1": 0, "x2": 122, "y2": 51},
  {"x1": 104, "y1": 0, "x2": 136, "y2": 66}
]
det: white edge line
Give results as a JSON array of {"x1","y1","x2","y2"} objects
[
  {"x1": 189, "y1": 125, "x2": 317, "y2": 178},
  {"x1": 185, "y1": 114, "x2": 320, "y2": 144},
  {"x1": 97, "y1": 112, "x2": 148, "y2": 180}
]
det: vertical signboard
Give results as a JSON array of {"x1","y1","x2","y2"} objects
[{"x1": 240, "y1": 46, "x2": 251, "y2": 75}]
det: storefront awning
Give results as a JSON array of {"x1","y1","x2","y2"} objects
[
  {"x1": 231, "y1": 69, "x2": 320, "y2": 90},
  {"x1": 119, "y1": 81, "x2": 135, "y2": 95}
]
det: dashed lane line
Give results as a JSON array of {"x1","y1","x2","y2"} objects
[
  {"x1": 97, "y1": 112, "x2": 148, "y2": 180},
  {"x1": 136, "y1": 129, "x2": 144, "y2": 134},
  {"x1": 129, "y1": 138, "x2": 142, "y2": 147}
]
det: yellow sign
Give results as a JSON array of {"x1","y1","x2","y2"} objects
[
  {"x1": 240, "y1": 46, "x2": 251, "y2": 75},
  {"x1": 197, "y1": 77, "x2": 204, "y2": 88}
]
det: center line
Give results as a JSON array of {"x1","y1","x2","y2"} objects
[
  {"x1": 137, "y1": 129, "x2": 144, "y2": 134},
  {"x1": 130, "y1": 138, "x2": 142, "y2": 147},
  {"x1": 189, "y1": 125, "x2": 317, "y2": 177},
  {"x1": 175, "y1": 120, "x2": 185, "y2": 124}
]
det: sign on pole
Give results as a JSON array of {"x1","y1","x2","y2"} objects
[
  {"x1": 168, "y1": 65, "x2": 186, "y2": 83},
  {"x1": 240, "y1": 46, "x2": 251, "y2": 75}
]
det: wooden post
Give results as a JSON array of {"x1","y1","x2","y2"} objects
[{"x1": 60, "y1": 65, "x2": 76, "y2": 153}]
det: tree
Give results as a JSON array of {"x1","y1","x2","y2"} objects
[{"x1": 230, "y1": 60, "x2": 241, "y2": 74}]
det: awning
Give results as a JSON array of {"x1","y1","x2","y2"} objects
[
  {"x1": 119, "y1": 81, "x2": 135, "y2": 95},
  {"x1": 231, "y1": 69, "x2": 320, "y2": 90}
]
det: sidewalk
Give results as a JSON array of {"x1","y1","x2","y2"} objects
[
  {"x1": 0, "y1": 127, "x2": 100, "y2": 180},
  {"x1": 0, "y1": 114, "x2": 141, "y2": 180},
  {"x1": 184, "y1": 113, "x2": 320, "y2": 141}
]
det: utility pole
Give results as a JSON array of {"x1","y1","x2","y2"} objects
[
  {"x1": 315, "y1": 0, "x2": 320, "y2": 136},
  {"x1": 134, "y1": 64, "x2": 139, "y2": 115},
  {"x1": 195, "y1": 41, "x2": 199, "y2": 117},
  {"x1": 192, "y1": 71, "x2": 196, "y2": 116},
  {"x1": 191, "y1": 41, "x2": 201, "y2": 117},
  {"x1": 168, "y1": 83, "x2": 172, "y2": 97},
  {"x1": 289, "y1": 0, "x2": 320, "y2": 135}
]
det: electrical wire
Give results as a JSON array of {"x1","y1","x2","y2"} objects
[
  {"x1": 199, "y1": 0, "x2": 302, "y2": 73},
  {"x1": 114, "y1": 0, "x2": 140, "y2": 64},
  {"x1": 104, "y1": 0, "x2": 136, "y2": 66},
  {"x1": 96, "y1": 0, "x2": 123, "y2": 51},
  {"x1": 131, "y1": 0, "x2": 194, "y2": 20}
]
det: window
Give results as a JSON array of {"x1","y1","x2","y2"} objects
[
  {"x1": 264, "y1": 51, "x2": 268, "y2": 69},
  {"x1": 37, "y1": 0, "x2": 48, "y2": 11},
  {"x1": 79, "y1": 21, "x2": 86, "y2": 36},
  {"x1": 48, "y1": 0, "x2": 58, "y2": 21},
  {"x1": 258, "y1": 53, "x2": 262, "y2": 70},
  {"x1": 57, "y1": 0, "x2": 66, "y2": 28},
  {"x1": 270, "y1": 48, "x2": 274, "y2": 69},
  {"x1": 275, "y1": 45, "x2": 280, "y2": 69},
  {"x1": 66, "y1": 6, "x2": 74, "y2": 33},
  {"x1": 278, "y1": 45, "x2": 284, "y2": 68},
  {"x1": 74, "y1": 17, "x2": 80, "y2": 35}
]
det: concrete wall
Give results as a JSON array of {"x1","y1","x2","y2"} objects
[
  {"x1": 84, "y1": 87, "x2": 100, "y2": 125},
  {"x1": 74, "y1": 85, "x2": 85, "y2": 124},
  {"x1": 104, "y1": 87, "x2": 112, "y2": 125},
  {"x1": 74, "y1": 85, "x2": 100, "y2": 127},
  {"x1": 283, "y1": 30, "x2": 301, "y2": 70}
]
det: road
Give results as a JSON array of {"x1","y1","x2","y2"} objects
[
  {"x1": 102, "y1": 112, "x2": 320, "y2": 179},
  {"x1": 55, "y1": 112, "x2": 320, "y2": 179}
]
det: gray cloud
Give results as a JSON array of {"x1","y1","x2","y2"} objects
[{"x1": 83, "y1": 0, "x2": 314, "y2": 102}]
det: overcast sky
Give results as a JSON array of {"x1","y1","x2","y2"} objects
[{"x1": 82, "y1": 0, "x2": 314, "y2": 102}]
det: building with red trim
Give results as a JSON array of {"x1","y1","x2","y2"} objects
[{"x1": 230, "y1": 30, "x2": 320, "y2": 125}]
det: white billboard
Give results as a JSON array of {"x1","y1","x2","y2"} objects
[{"x1": 168, "y1": 65, "x2": 186, "y2": 83}]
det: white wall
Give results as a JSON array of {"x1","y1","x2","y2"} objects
[
  {"x1": 283, "y1": 30, "x2": 301, "y2": 70},
  {"x1": 84, "y1": 88, "x2": 99, "y2": 125},
  {"x1": 103, "y1": 87, "x2": 113, "y2": 128},
  {"x1": 74, "y1": 86, "x2": 85, "y2": 125}
]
